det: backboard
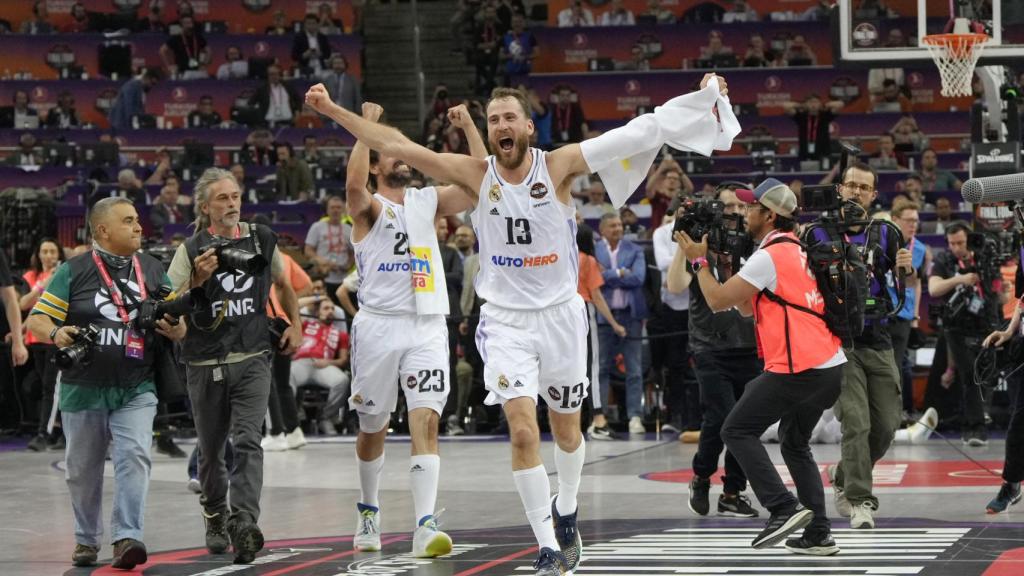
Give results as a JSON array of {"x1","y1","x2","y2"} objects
[{"x1": 835, "y1": 0, "x2": 1024, "y2": 68}]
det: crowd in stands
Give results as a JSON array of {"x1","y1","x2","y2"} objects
[{"x1": 0, "y1": 0, "x2": 1014, "y2": 448}]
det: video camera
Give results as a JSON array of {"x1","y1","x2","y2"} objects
[
  {"x1": 673, "y1": 194, "x2": 754, "y2": 272},
  {"x1": 799, "y1": 142, "x2": 907, "y2": 321},
  {"x1": 199, "y1": 237, "x2": 268, "y2": 274},
  {"x1": 54, "y1": 324, "x2": 101, "y2": 369},
  {"x1": 929, "y1": 230, "x2": 1015, "y2": 329},
  {"x1": 134, "y1": 286, "x2": 210, "y2": 330}
]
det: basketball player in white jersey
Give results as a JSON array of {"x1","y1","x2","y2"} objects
[
  {"x1": 307, "y1": 75, "x2": 728, "y2": 575},
  {"x1": 345, "y1": 102, "x2": 486, "y2": 558}
]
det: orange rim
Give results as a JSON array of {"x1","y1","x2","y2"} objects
[{"x1": 922, "y1": 33, "x2": 989, "y2": 50}]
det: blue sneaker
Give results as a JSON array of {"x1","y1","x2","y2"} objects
[
  {"x1": 986, "y1": 482, "x2": 1022, "y2": 514},
  {"x1": 551, "y1": 495, "x2": 582, "y2": 570},
  {"x1": 533, "y1": 546, "x2": 570, "y2": 575}
]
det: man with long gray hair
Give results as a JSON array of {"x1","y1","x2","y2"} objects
[{"x1": 167, "y1": 167, "x2": 303, "y2": 564}]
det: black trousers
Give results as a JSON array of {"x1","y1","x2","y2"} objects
[
  {"x1": 28, "y1": 344, "x2": 58, "y2": 435},
  {"x1": 691, "y1": 349, "x2": 763, "y2": 494},
  {"x1": 266, "y1": 350, "x2": 299, "y2": 436},
  {"x1": 722, "y1": 365, "x2": 842, "y2": 536},
  {"x1": 946, "y1": 330, "x2": 987, "y2": 433},
  {"x1": 1004, "y1": 371, "x2": 1024, "y2": 483},
  {"x1": 647, "y1": 307, "x2": 699, "y2": 430}
]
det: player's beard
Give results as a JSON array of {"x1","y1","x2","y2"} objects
[
  {"x1": 494, "y1": 133, "x2": 529, "y2": 170},
  {"x1": 384, "y1": 164, "x2": 412, "y2": 189}
]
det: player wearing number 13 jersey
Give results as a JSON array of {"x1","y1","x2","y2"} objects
[
  {"x1": 344, "y1": 102, "x2": 487, "y2": 560},
  {"x1": 308, "y1": 76, "x2": 731, "y2": 574}
]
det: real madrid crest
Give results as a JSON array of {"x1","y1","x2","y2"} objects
[
  {"x1": 385, "y1": 206, "x2": 396, "y2": 219},
  {"x1": 498, "y1": 375, "x2": 510, "y2": 390},
  {"x1": 488, "y1": 184, "x2": 502, "y2": 203}
]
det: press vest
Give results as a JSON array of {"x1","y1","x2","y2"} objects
[
  {"x1": 61, "y1": 251, "x2": 166, "y2": 388},
  {"x1": 752, "y1": 232, "x2": 842, "y2": 374},
  {"x1": 182, "y1": 224, "x2": 276, "y2": 361}
]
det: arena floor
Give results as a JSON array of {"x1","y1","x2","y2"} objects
[{"x1": 1, "y1": 434, "x2": 1021, "y2": 576}]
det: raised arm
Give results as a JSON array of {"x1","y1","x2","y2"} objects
[
  {"x1": 448, "y1": 104, "x2": 488, "y2": 159},
  {"x1": 306, "y1": 84, "x2": 486, "y2": 194},
  {"x1": 347, "y1": 102, "x2": 385, "y2": 242},
  {"x1": 547, "y1": 73, "x2": 728, "y2": 204}
]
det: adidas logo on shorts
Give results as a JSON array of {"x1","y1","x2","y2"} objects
[
  {"x1": 411, "y1": 464, "x2": 424, "y2": 472},
  {"x1": 489, "y1": 207, "x2": 500, "y2": 216}
]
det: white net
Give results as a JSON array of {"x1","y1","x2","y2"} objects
[{"x1": 922, "y1": 34, "x2": 989, "y2": 98}]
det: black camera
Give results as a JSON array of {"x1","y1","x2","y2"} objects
[
  {"x1": 199, "y1": 237, "x2": 268, "y2": 274},
  {"x1": 54, "y1": 324, "x2": 101, "y2": 369},
  {"x1": 135, "y1": 286, "x2": 210, "y2": 330},
  {"x1": 674, "y1": 196, "x2": 724, "y2": 243},
  {"x1": 268, "y1": 316, "x2": 289, "y2": 347},
  {"x1": 673, "y1": 195, "x2": 754, "y2": 271}
]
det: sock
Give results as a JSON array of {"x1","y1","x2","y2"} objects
[
  {"x1": 410, "y1": 454, "x2": 440, "y2": 526},
  {"x1": 513, "y1": 464, "x2": 559, "y2": 551},
  {"x1": 554, "y1": 437, "x2": 585, "y2": 516},
  {"x1": 358, "y1": 453, "x2": 385, "y2": 508}
]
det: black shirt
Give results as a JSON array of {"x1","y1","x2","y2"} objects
[
  {"x1": 0, "y1": 249, "x2": 12, "y2": 338},
  {"x1": 931, "y1": 250, "x2": 1002, "y2": 333},
  {"x1": 793, "y1": 110, "x2": 834, "y2": 161},
  {"x1": 687, "y1": 255, "x2": 756, "y2": 353},
  {"x1": 165, "y1": 31, "x2": 207, "y2": 71}
]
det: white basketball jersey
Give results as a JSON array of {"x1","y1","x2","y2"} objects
[
  {"x1": 473, "y1": 148, "x2": 579, "y2": 310},
  {"x1": 352, "y1": 192, "x2": 420, "y2": 315}
]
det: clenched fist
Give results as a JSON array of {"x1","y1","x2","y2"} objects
[
  {"x1": 362, "y1": 102, "x2": 383, "y2": 122},
  {"x1": 304, "y1": 84, "x2": 332, "y2": 114}
]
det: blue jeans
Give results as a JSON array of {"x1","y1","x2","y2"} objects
[
  {"x1": 598, "y1": 312, "x2": 644, "y2": 420},
  {"x1": 62, "y1": 391, "x2": 158, "y2": 547}
]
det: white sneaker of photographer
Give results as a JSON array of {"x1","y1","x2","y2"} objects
[
  {"x1": 261, "y1": 434, "x2": 288, "y2": 452},
  {"x1": 286, "y1": 427, "x2": 308, "y2": 449}
]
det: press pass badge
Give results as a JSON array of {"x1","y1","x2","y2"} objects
[
  {"x1": 189, "y1": 58, "x2": 199, "y2": 69},
  {"x1": 213, "y1": 367, "x2": 224, "y2": 382},
  {"x1": 125, "y1": 329, "x2": 145, "y2": 359}
]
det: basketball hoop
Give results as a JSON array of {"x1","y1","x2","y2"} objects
[{"x1": 922, "y1": 32, "x2": 989, "y2": 98}]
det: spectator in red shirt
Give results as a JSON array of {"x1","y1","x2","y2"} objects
[{"x1": 291, "y1": 299, "x2": 351, "y2": 435}]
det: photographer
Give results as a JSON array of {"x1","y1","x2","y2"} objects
[
  {"x1": 677, "y1": 178, "x2": 844, "y2": 554},
  {"x1": 805, "y1": 162, "x2": 911, "y2": 530},
  {"x1": 167, "y1": 167, "x2": 302, "y2": 564},
  {"x1": 980, "y1": 298, "x2": 1024, "y2": 513},
  {"x1": 667, "y1": 184, "x2": 761, "y2": 519},
  {"x1": 24, "y1": 198, "x2": 186, "y2": 569},
  {"x1": 928, "y1": 222, "x2": 1005, "y2": 446}
]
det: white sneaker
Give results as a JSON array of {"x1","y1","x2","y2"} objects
[
  {"x1": 261, "y1": 434, "x2": 288, "y2": 452},
  {"x1": 353, "y1": 504, "x2": 382, "y2": 551},
  {"x1": 286, "y1": 427, "x2": 308, "y2": 449},
  {"x1": 412, "y1": 516, "x2": 452, "y2": 558},
  {"x1": 827, "y1": 464, "x2": 851, "y2": 518},
  {"x1": 187, "y1": 478, "x2": 201, "y2": 494},
  {"x1": 850, "y1": 501, "x2": 876, "y2": 529},
  {"x1": 628, "y1": 417, "x2": 645, "y2": 435}
]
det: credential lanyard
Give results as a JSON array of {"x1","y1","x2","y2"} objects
[{"x1": 92, "y1": 251, "x2": 146, "y2": 326}]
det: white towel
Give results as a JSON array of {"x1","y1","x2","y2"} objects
[
  {"x1": 403, "y1": 186, "x2": 450, "y2": 316},
  {"x1": 581, "y1": 78, "x2": 742, "y2": 208}
]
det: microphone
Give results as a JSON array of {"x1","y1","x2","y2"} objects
[{"x1": 961, "y1": 173, "x2": 1024, "y2": 203}]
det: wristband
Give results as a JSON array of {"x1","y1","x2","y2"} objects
[
  {"x1": 691, "y1": 256, "x2": 709, "y2": 271},
  {"x1": 49, "y1": 327, "x2": 59, "y2": 342}
]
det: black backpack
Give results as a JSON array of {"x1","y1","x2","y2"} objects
[{"x1": 757, "y1": 235, "x2": 868, "y2": 350}]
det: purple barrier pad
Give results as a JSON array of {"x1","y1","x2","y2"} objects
[{"x1": 0, "y1": 127, "x2": 355, "y2": 148}]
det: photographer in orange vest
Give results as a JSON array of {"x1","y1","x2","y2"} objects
[{"x1": 676, "y1": 178, "x2": 845, "y2": 557}]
